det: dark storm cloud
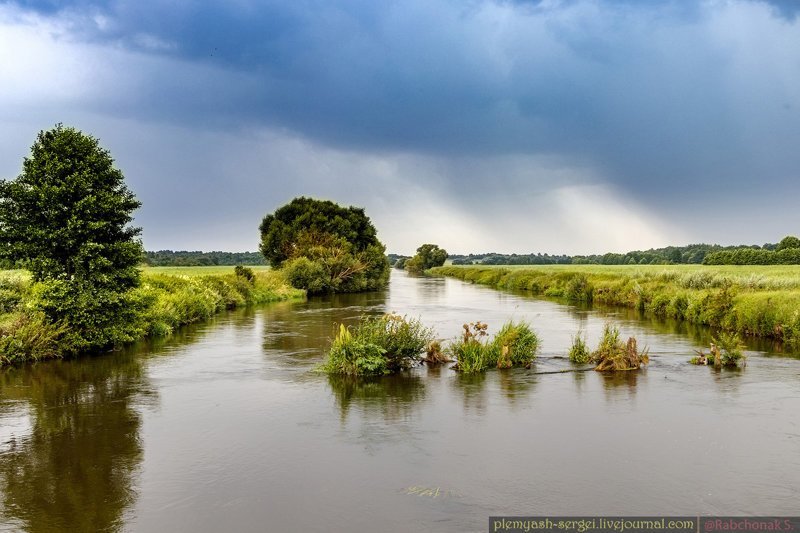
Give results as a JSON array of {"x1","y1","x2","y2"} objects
[{"x1": 3, "y1": 0, "x2": 800, "y2": 230}]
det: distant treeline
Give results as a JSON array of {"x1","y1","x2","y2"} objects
[
  {"x1": 143, "y1": 250, "x2": 267, "y2": 266},
  {"x1": 435, "y1": 237, "x2": 800, "y2": 266},
  {"x1": 703, "y1": 236, "x2": 800, "y2": 265},
  {"x1": 449, "y1": 253, "x2": 571, "y2": 265},
  {"x1": 446, "y1": 245, "x2": 737, "y2": 266},
  {"x1": 573, "y1": 244, "x2": 750, "y2": 265}
]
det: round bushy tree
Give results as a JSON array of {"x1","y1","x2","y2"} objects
[
  {"x1": 775, "y1": 235, "x2": 800, "y2": 252},
  {"x1": 259, "y1": 197, "x2": 389, "y2": 293},
  {"x1": 405, "y1": 244, "x2": 448, "y2": 274}
]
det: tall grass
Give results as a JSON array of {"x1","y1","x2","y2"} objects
[
  {"x1": 691, "y1": 332, "x2": 747, "y2": 368},
  {"x1": 493, "y1": 321, "x2": 540, "y2": 368},
  {"x1": 568, "y1": 332, "x2": 591, "y2": 364},
  {"x1": 448, "y1": 320, "x2": 540, "y2": 373},
  {"x1": 592, "y1": 324, "x2": 649, "y2": 372},
  {"x1": 432, "y1": 265, "x2": 800, "y2": 347},
  {"x1": 320, "y1": 314, "x2": 434, "y2": 375},
  {"x1": 0, "y1": 268, "x2": 304, "y2": 366}
]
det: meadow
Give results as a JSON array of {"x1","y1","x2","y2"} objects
[
  {"x1": 431, "y1": 264, "x2": 800, "y2": 347},
  {"x1": 142, "y1": 265, "x2": 272, "y2": 276}
]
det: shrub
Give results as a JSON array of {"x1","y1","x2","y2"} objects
[
  {"x1": 282, "y1": 256, "x2": 330, "y2": 294},
  {"x1": 28, "y1": 279, "x2": 148, "y2": 355},
  {"x1": 565, "y1": 274, "x2": 593, "y2": 302},
  {"x1": 321, "y1": 324, "x2": 388, "y2": 376},
  {"x1": 592, "y1": 324, "x2": 649, "y2": 372},
  {"x1": 449, "y1": 320, "x2": 539, "y2": 373},
  {"x1": 568, "y1": 332, "x2": 592, "y2": 364},
  {"x1": 712, "y1": 331, "x2": 747, "y2": 367},
  {"x1": 321, "y1": 314, "x2": 434, "y2": 375},
  {"x1": 0, "y1": 312, "x2": 65, "y2": 365},
  {"x1": 491, "y1": 321, "x2": 539, "y2": 368},
  {"x1": 448, "y1": 321, "x2": 491, "y2": 373},
  {"x1": 234, "y1": 265, "x2": 256, "y2": 283},
  {"x1": 690, "y1": 332, "x2": 746, "y2": 368},
  {"x1": 0, "y1": 275, "x2": 26, "y2": 314},
  {"x1": 423, "y1": 340, "x2": 451, "y2": 364},
  {"x1": 356, "y1": 314, "x2": 434, "y2": 371}
]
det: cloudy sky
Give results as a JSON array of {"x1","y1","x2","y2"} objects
[{"x1": 1, "y1": 0, "x2": 798, "y2": 254}]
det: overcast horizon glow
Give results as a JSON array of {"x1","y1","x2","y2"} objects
[{"x1": 1, "y1": 0, "x2": 798, "y2": 255}]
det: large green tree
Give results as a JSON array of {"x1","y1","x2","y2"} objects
[
  {"x1": 405, "y1": 243, "x2": 448, "y2": 274},
  {"x1": 0, "y1": 124, "x2": 142, "y2": 287},
  {"x1": 0, "y1": 125, "x2": 145, "y2": 353},
  {"x1": 259, "y1": 197, "x2": 389, "y2": 294}
]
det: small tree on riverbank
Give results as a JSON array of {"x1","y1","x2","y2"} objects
[
  {"x1": 0, "y1": 124, "x2": 144, "y2": 353},
  {"x1": 259, "y1": 197, "x2": 390, "y2": 294},
  {"x1": 405, "y1": 244, "x2": 448, "y2": 274}
]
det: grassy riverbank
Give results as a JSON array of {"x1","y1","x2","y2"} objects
[
  {"x1": 431, "y1": 265, "x2": 800, "y2": 346},
  {"x1": 0, "y1": 267, "x2": 304, "y2": 366}
]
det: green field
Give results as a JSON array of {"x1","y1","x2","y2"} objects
[
  {"x1": 142, "y1": 265, "x2": 272, "y2": 277},
  {"x1": 0, "y1": 265, "x2": 273, "y2": 281},
  {"x1": 431, "y1": 264, "x2": 800, "y2": 346}
]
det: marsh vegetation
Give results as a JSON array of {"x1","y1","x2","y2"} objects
[
  {"x1": 322, "y1": 316, "x2": 541, "y2": 375},
  {"x1": 433, "y1": 265, "x2": 800, "y2": 348}
]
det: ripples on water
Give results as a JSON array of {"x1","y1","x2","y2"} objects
[{"x1": 1, "y1": 271, "x2": 799, "y2": 532}]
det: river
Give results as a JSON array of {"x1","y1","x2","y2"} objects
[{"x1": 1, "y1": 271, "x2": 799, "y2": 532}]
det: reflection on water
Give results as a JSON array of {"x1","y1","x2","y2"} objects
[
  {"x1": 451, "y1": 372, "x2": 489, "y2": 415},
  {"x1": 0, "y1": 353, "x2": 153, "y2": 532},
  {"x1": 327, "y1": 373, "x2": 426, "y2": 423},
  {"x1": 1, "y1": 270, "x2": 799, "y2": 532},
  {"x1": 260, "y1": 290, "x2": 388, "y2": 371}
]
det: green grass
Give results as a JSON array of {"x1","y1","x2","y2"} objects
[
  {"x1": 431, "y1": 264, "x2": 800, "y2": 346},
  {"x1": 448, "y1": 320, "x2": 540, "y2": 373},
  {"x1": 320, "y1": 314, "x2": 434, "y2": 375},
  {"x1": 592, "y1": 324, "x2": 649, "y2": 372},
  {"x1": 568, "y1": 332, "x2": 591, "y2": 364},
  {"x1": 0, "y1": 266, "x2": 303, "y2": 366},
  {"x1": 142, "y1": 265, "x2": 272, "y2": 276}
]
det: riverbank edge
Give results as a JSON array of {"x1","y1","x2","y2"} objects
[
  {"x1": 430, "y1": 265, "x2": 800, "y2": 346},
  {"x1": 0, "y1": 269, "x2": 306, "y2": 367}
]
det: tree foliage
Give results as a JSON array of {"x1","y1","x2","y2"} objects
[
  {"x1": 405, "y1": 243, "x2": 448, "y2": 274},
  {"x1": 144, "y1": 250, "x2": 266, "y2": 266},
  {"x1": 775, "y1": 235, "x2": 800, "y2": 252},
  {"x1": 0, "y1": 124, "x2": 142, "y2": 287},
  {"x1": 0, "y1": 125, "x2": 144, "y2": 353},
  {"x1": 259, "y1": 197, "x2": 389, "y2": 294}
]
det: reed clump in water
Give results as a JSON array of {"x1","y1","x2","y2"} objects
[
  {"x1": 690, "y1": 332, "x2": 746, "y2": 368},
  {"x1": 431, "y1": 265, "x2": 800, "y2": 347},
  {"x1": 423, "y1": 340, "x2": 451, "y2": 364},
  {"x1": 448, "y1": 322, "x2": 490, "y2": 373},
  {"x1": 321, "y1": 314, "x2": 434, "y2": 376},
  {"x1": 492, "y1": 321, "x2": 540, "y2": 369},
  {"x1": 568, "y1": 331, "x2": 591, "y2": 364},
  {"x1": 592, "y1": 324, "x2": 649, "y2": 372},
  {"x1": 449, "y1": 321, "x2": 539, "y2": 373}
]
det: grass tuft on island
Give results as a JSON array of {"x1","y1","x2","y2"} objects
[
  {"x1": 320, "y1": 314, "x2": 434, "y2": 376},
  {"x1": 431, "y1": 265, "x2": 800, "y2": 347},
  {"x1": 0, "y1": 267, "x2": 304, "y2": 366},
  {"x1": 592, "y1": 324, "x2": 649, "y2": 372},
  {"x1": 448, "y1": 320, "x2": 540, "y2": 374},
  {"x1": 320, "y1": 316, "x2": 540, "y2": 376}
]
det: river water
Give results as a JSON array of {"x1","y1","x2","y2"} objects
[{"x1": 1, "y1": 271, "x2": 799, "y2": 532}]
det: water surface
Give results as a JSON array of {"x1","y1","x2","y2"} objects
[{"x1": 1, "y1": 271, "x2": 799, "y2": 532}]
